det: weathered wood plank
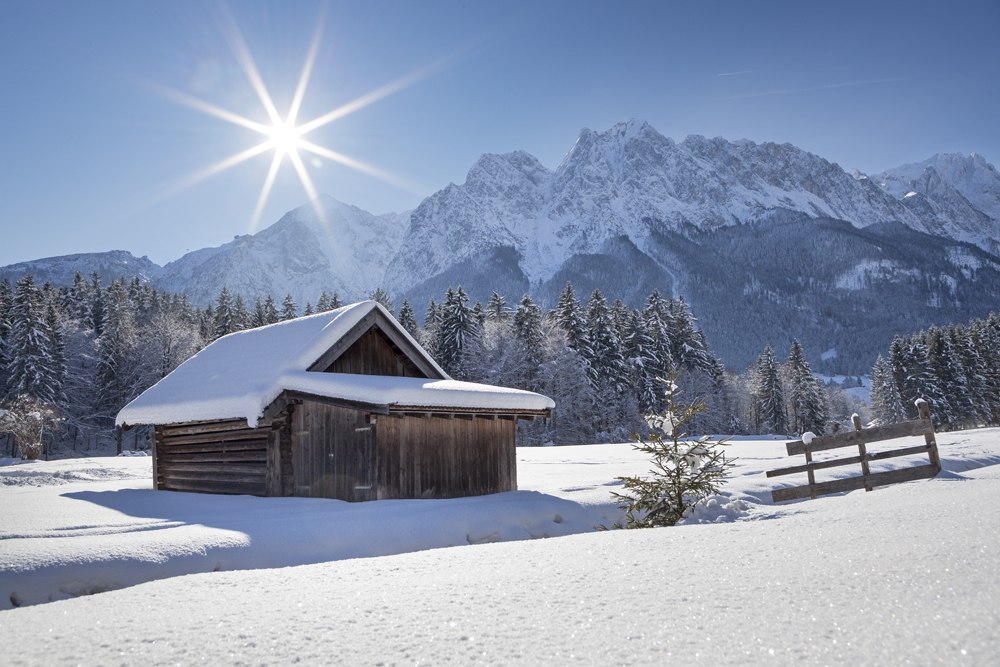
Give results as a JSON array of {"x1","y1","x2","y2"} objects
[
  {"x1": 159, "y1": 420, "x2": 252, "y2": 437},
  {"x1": 157, "y1": 440, "x2": 269, "y2": 455},
  {"x1": 786, "y1": 418, "x2": 933, "y2": 455},
  {"x1": 159, "y1": 478, "x2": 266, "y2": 495},
  {"x1": 157, "y1": 450, "x2": 268, "y2": 464},
  {"x1": 767, "y1": 444, "x2": 933, "y2": 478},
  {"x1": 771, "y1": 463, "x2": 939, "y2": 502},
  {"x1": 159, "y1": 469, "x2": 266, "y2": 484},
  {"x1": 156, "y1": 462, "x2": 267, "y2": 476},
  {"x1": 158, "y1": 429, "x2": 268, "y2": 446}
]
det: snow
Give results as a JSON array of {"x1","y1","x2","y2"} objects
[
  {"x1": 801, "y1": 431, "x2": 816, "y2": 445},
  {"x1": 281, "y1": 371, "x2": 554, "y2": 412},
  {"x1": 3, "y1": 429, "x2": 1000, "y2": 664},
  {"x1": 116, "y1": 301, "x2": 550, "y2": 428}
]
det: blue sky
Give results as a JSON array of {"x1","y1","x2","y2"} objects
[{"x1": 1, "y1": 0, "x2": 997, "y2": 266}]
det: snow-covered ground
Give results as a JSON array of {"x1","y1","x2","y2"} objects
[{"x1": 2, "y1": 430, "x2": 1000, "y2": 664}]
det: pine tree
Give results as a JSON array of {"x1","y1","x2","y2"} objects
[
  {"x1": 251, "y1": 297, "x2": 268, "y2": 328},
  {"x1": 89, "y1": 272, "x2": 106, "y2": 336},
  {"x1": 613, "y1": 375, "x2": 733, "y2": 528},
  {"x1": 584, "y1": 290, "x2": 628, "y2": 394},
  {"x1": 44, "y1": 300, "x2": 66, "y2": 405},
  {"x1": 316, "y1": 291, "x2": 333, "y2": 312},
  {"x1": 437, "y1": 286, "x2": 481, "y2": 379},
  {"x1": 212, "y1": 287, "x2": 236, "y2": 340},
  {"x1": 752, "y1": 345, "x2": 787, "y2": 434},
  {"x1": 925, "y1": 326, "x2": 969, "y2": 426},
  {"x1": 0, "y1": 277, "x2": 12, "y2": 396},
  {"x1": 892, "y1": 334, "x2": 948, "y2": 422},
  {"x1": 303, "y1": 302, "x2": 314, "y2": 316},
  {"x1": 949, "y1": 325, "x2": 992, "y2": 425},
  {"x1": 96, "y1": 281, "x2": 140, "y2": 426},
  {"x1": 786, "y1": 339, "x2": 826, "y2": 434},
  {"x1": 486, "y1": 291, "x2": 511, "y2": 322},
  {"x1": 512, "y1": 294, "x2": 545, "y2": 390},
  {"x1": 870, "y1": 354, "x2": 906, "y2": 425},
  {"x1": 397, "y1": 299, "x2": 419, "y2": 337},
  {"x1": 5, "y1": 275, "x2": 58, "y2": 403},
  {"x1": 280, "y1": 294, "x2": 298, "y2": 321},
  {"x1": 667, "y1": 297, "x2": 714, "y2": 373},
  {"x1": 554, "y1": 282, "x2": 591, "y2": 357},
  {"x1": 232, "y1": 295, "x2": 249, "y2": 331},
  {"x1": 262, "y1": 295, "x2": 279, "y2": 325},
  {"x1": 369, "y1": 288, "x2": 393, "y2": 315}
]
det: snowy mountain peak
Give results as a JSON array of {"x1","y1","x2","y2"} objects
[{"x1": 876, "y1": 151, "x2": 1000, "y2": 252}]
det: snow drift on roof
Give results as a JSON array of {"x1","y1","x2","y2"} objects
[
  {"x1": 116, "y1": 301, "x2": 552, "y2": 428},
  {"x1": 281, "y1": 371, "x2": 554, "y2": 413}
]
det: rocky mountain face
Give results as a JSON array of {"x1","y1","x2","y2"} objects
[
  {"x1": 4, "y1": 120, "x2": 999, "y2": 372},
  {"x1": 875, "y1": 153, "x2": 1000, "y2": 255},
  {"x1": 0, "y1": 250, "x2": 162, "y2": 288},
  {"x1": 156, "y1": 196, "x2": 410, "y2": 307}
]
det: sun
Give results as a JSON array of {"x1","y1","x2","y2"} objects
[
  {"x1": 159, "y1": 7, "x2": 433, "y2": 232},
  {"x1": 265, "y1": 119, "x2": 305, "y2": 157}
]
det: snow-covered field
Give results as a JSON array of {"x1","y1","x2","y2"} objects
[{"x1": 2, "y1": 430, "x2": 1000, "y2": 664}]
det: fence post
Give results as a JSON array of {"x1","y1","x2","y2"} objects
[
  {"x1": 853, "y1": 414, "x2": 872, "y2": 491},
  {"x1": 915, "y1": 399, "x2": 941, "y2": 472}
]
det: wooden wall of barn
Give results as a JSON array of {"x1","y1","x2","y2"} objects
[
  {"x1": 288, "y1": 401, "x2": 376, "y2": 501},
  {"x1": 376, "y1": 414, "x2": 517, "y2": 499},
  {"x1": 153, "y1": 420, "x2": 269, "y2": 496}
]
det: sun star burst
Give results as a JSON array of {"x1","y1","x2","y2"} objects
[{"x1": 162, "y1": 8, "x2": 428, "y2": 233}]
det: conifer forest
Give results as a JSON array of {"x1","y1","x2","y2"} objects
[{"x1": 2, "y1": 271, "x2": 999, "y2": 458}]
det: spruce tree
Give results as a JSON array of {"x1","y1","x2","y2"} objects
[
  {"x1": 486, "y1": 291, "x2": 511, "y2": 322},
  {"x1": 870, "y1": 354, "x2": 906, "y2": 425},
  {"x1": 437, "y1": 286, "x2": 480, "y2": 379},
  {"x1": 232, "y1": 295, "x2": 249, "y2": 330},
  {"x1": 5, "y1": 275, "x2": 57, "y2": 402},
  {"x1": 251, "y1": 297, "x2": 268, "y2": 328},
  {"x1": 369, "y1": 288, "x2": 393, "y2": 315},
  {"x1": 0, "y1": 277, "x2": 12, "y2": 396},
  {"x1": 584, "y1": 290, "x2": 628, "y2": 394},
  {"x1": 262, "y1": 295, "x2": 279, "y2": 325},
  {"x1": 554, "y1": 282, "x2": 591, "y2": 357},
  {"x1": 96, "y1": 281, "x2": 140, "y2": 425},
  {"x1": 316, "y1": 291, "x2": 333, "y2": 312},
  {"x1": 397, "y1": 299, "x2": 419, "y2": 337},
  {"x1": 752, "y1": 344, "x2": 787, "y2": 434},
  {"x1": 786, "y1": 339, "x2": 827, "y2": 434},
  {"x1": 280, "y1": 294, "x2": 298, "y2": 321},
  {"x1": 513, "y1": 294, "x2": 545, "y2": 390},
  {"x1": 89, "y1": 272, "x2": 105, "y2": 336},
  {"x1": 303, "y1": 302, "x2": 314, "y2": 316},
  {"x1": 613, "y1": 375, "x2": 733, "y2": 528},
  {"x1": 212, "y1": 287, "x2": 236, "y2": 340}
]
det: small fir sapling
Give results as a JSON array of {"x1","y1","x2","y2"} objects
[{"x1": 613, "y1": 374, "x2": 733, "y2": 528}]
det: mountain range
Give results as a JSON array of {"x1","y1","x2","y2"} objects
[{"x1": 4, "y1": 119, "x2": 1000, "y2": 373}]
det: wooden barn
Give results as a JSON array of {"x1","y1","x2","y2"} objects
[{"x1": 117, "y1": 301, "x2": 554, "y2": 501}]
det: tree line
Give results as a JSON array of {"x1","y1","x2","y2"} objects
[
  {"x1": 868, "y1": 314, "x2": 1000, "y2": 430},
  {"x1": 0, "y1": 271, "x2": 874, "y2": 457}
]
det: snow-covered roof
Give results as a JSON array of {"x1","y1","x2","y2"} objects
[{"x1": 117, "y1": 301, "x2": 553, "y2": 428}]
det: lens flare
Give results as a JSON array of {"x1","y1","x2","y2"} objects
[{"x1": 162, "y1": 7, "x2": 431, "y2": 232}]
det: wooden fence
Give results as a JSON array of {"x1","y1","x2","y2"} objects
[{"x1": 767, "y1": 399, "x2": 941, "y2": 502}]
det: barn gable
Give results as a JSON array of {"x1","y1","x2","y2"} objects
[{"x1": 308, "y1": 308, "x2": 440, "y2": 379}]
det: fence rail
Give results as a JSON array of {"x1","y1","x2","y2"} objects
[{"x1": 768, "y1": 399, "x2": 941, "y2": 502}]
